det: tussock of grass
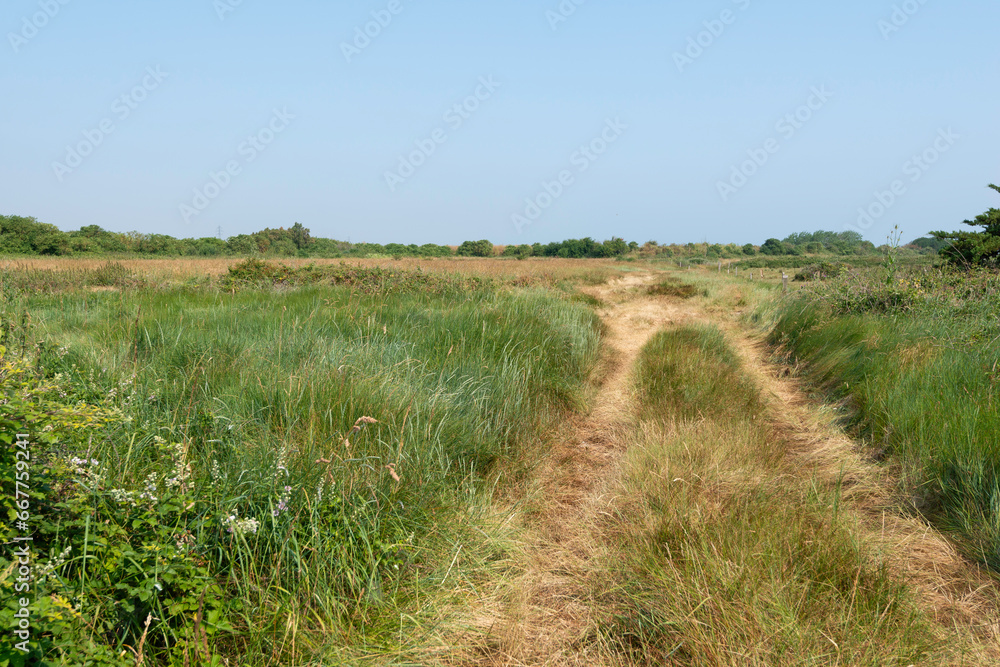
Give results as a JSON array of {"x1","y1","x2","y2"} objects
[
  {"x1": 593, "y1": 325, "x2": 950, "y2": 665},
  {"x1": 646, "y1": 277, "x2": 699, "y2": 299}
]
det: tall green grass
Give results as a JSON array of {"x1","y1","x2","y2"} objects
[
  {"x1": 768, "y1": 275, "x2": 1000, "y2": 569},
  {"x1": 593, "y1": 325, "x2": 945, "y2": 665},
  {"x1": 0, "y1": 280, "x2": 600, "y2": 664}
]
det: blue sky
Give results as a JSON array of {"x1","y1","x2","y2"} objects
[{"x1": 2, "y1": 0, "x2": 998, "y2": 245}]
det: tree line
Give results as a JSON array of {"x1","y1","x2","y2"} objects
[
  {"x1": 0, "y1": 217, "x2": 639, "y2": 260},
  {"x1": 0, "y1": 213, "x2": 944, "y2": 261}
]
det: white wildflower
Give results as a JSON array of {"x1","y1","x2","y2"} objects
[
  {"x1": 273, "y1": 444, "x2": 289, "y2": 481},
  {"x1": 109, "y1": 488, "x2": 137, "y2": 505},
  {"x1": 139, "y1": 472, "x2": 159, "y2": 503},
  {"x1": 164, "y1": 442, "x2": 191, "y2": 491},
  {"x1": 35, "y1": 545, "x2": 72, "y2": 583},
  {"x1": 223, "y1": 510, "x2": 260, "y2": 536},
  {"x1": 210, "y1": 459, "x2": 224, "y2": 484}
]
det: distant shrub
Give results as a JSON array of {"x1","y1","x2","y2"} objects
[
  {"x1": 219, "y1": 259, "x2": 489, "y2": 294},
  {"x1": 648, "y1": 279, "x2": 698, "y2": 299},
  {"x1": 456, "y1": 239, "x2": 494, "y2": 257},
  {"x1": 793, "y1": 262, "x2": 847, "y2": 282},
  {"x1": 87, "y1": 261, "x2": 145, "y2": 288}
]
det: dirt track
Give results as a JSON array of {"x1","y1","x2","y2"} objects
[
  {"x1": 464, "y1": 271, "x2": 1000, "y2": 665},
  {"x1": 469, "y1": 273, "x2": 700, "y2": 666}
]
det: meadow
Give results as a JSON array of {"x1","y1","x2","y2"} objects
[
  {"x1": 2, "y1": 254, "x2": 1000, "y2": 665},
  {"x1": 0, "y1": 258, "x2": 606, "y2": 665}
]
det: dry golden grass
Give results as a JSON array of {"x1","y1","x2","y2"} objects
[{"x1": 0, "y1": 256, "x2": 621, "y2": 286}]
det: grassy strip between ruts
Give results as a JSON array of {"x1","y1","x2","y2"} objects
[
  {"x1": 0, "y1": 276, "x2": 601, "y2": 665},
  {"x1": 590, "y1": 323, "x2": 961, "y2": 666}
]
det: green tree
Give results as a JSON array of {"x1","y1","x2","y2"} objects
[
  {"x1": 456, "y1": 239, "x2": 493, "y2": 257},
  {"x1": 0, "y1": 215, "x2": 72, "y2": 255},
  {"x1": 760, "y1": 238, "x2": 785, "y2": 255},
  {"x1": 502, "y1": 244, "x2": 533, "y2": 258},
  {"x1": 226, "y1": 234, "x2": 259, "y2": 256},
  {"x1": 289, "y1": 222, "x2": 311, "y2": 250},
  {"x1": 602, "y1": 237, "x2": 629, "y2": 256},
  {"x1": 932, "y1": 184, "x2": 1000, "y2": 266}
]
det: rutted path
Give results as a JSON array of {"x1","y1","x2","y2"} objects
[
  {"x1": 461, "y1": 270, "x2": 1000, "y2": 665},
  {"x1": 722, "y1": 326, "x2": 1000, "y2": 657},
  {"x1": 470, "y1": 273, "x2": 700, "y2": 666}
]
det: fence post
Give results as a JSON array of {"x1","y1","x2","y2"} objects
[{"x1": 782, "y1": 273, "x2": 788, "y2": 293}]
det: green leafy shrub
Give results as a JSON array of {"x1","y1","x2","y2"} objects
[
  {"x1": 218, "y1": 259, "x2": 489, "y2": 294},
  {"x1": 792, "y1": 262, "x2": 847, "y2": 282}
]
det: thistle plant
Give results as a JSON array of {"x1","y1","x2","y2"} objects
[{"x1": 883, "y1": 224, "x2": 903, "y2": 286}]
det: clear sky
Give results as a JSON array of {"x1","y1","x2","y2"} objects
[{"x1": 2, "y1": 0, "x2": 998, "y2": 246}]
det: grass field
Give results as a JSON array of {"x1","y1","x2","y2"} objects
[
  {"x1": 0, "y1": 256, "x2": 620, "y2": 290},
  {"x1": 2, "y1": 256, "x2": 999, "y2": 665},
  {"x1": 0, "y1": 259, "x2": 603, "y2": 664}
]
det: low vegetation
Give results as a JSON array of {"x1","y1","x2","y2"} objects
[
  {"x1": 646, "y1": 277, "x2": 700, "y2": 298},
  {"x1": 3, "y1": 225, "x2": 998, "y2": 664}
]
